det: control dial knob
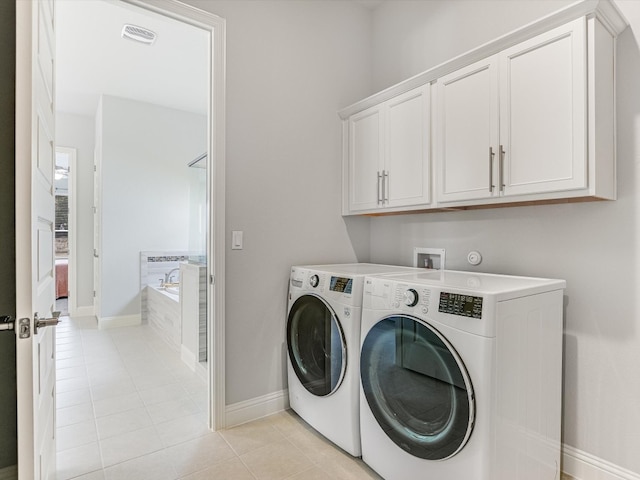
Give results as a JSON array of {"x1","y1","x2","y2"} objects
[
  {"x1": 309, "y1": 275, "x2": 319, "y2": 288},
  {"x1": 403, "y1": 288, "x2": 419, "y2": 307}
]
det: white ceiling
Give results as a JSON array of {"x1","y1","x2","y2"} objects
[{"x1": 56, "y1": 0, "x2": 210, "y2": 117}]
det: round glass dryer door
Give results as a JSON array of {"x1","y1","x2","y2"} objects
[
  {"x1": 360, "y1": 315, "x2": 475, "y2": 460},
  {"x1": 287, "y1": 294, "x2": 347, "y2": 397}
]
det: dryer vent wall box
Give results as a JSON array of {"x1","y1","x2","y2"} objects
[{"x1": 413, "y1": 247, "x2": 445, "y2": 269}]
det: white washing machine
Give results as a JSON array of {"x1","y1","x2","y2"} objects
[
  {"x1": 359, "y1": 270, "x2": 566, "y2": 480},
  {"x1": 286, "y1": 263, "x2": 420, "y2": 457}
]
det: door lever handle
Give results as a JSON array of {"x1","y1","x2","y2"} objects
[
  {"x1": 0, "y1": 315, "x2": 15, "y2": 332},
  {"x1": 34, "y1": 311, "x2": 61, "y2": 334}
]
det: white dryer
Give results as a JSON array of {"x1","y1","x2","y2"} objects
[
  {"x1": 359, "y1": 270, "x2": 566, "y2": 480},
  {"x1": 286, "y1": 263, "x2": 419, "y2": 457}
]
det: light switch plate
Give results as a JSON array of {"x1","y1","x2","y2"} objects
[{"x1": 232, "y1": 231, "x2": 243, "y2": 250}]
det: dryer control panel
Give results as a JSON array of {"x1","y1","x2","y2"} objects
[{"x1": 438, "y1": 292, "x2": 483, "y2": 319}]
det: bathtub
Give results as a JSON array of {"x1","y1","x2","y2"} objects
[{"x1": 147, "y1": 285, "x2": 180, "y2": 350}]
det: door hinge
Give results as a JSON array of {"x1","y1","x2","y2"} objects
[
  {"x1": 210, "y1": 274, "x2": 215, "y2": 285},
  {"x1": 93, "y1": 290, "x2": 96, "y2": 298}
]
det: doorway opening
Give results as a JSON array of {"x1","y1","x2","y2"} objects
[
  {"x1": 54, "y1": 147, "x2": 75, "y2": 318},
  {"x1": 53, "y1": 0, "x2": 226, "y2": 477}
]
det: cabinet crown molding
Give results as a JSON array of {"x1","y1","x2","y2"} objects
[{"x1": 338, "y1": 0, "x2": 628, "y2": 120}]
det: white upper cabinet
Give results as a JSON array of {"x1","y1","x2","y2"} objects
[
  {"x1": 386, "y1": 87, "x2": 431, "y2": 209},
  {"x1": 437, "y1": 56, "x2": 499, "y2": 202},
  {"x1": 345, "y1": 85, "x2": 430, "y2": 214},
  {"x1": 339, "y1": 0, "x2": 627, "y2": 215},
  {"x1": 437, "y1": 19, "x2": 587, "y2": 204},
  {"x1": 349, "y1": 105, "x2": 384, "y2": 212},
  {"x1": 499, "y1": 19, "x2": 587, "y2": 197}
]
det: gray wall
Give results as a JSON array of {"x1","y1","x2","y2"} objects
[
  {"x1": 183, "y1": 0, "x2": 372, "y2": 404},
  {"x1": 0, "y1": 0, "x2": 17, "y2": 470},
  {"x1": 98, "y1": 96, "x2": 207, "y2": 319},
  {"x1": 369, "y1": 0, "x2": 640, "y2": 474},
  {"x1": 56, "y1": 112, "x2": 96, "y2": 311}
]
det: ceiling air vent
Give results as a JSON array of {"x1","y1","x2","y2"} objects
[{"x1": 121, "y1": 24, "x2": 157, "y2": 45}]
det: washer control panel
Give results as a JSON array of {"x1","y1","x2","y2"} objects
[
  {"x1": 329, "y1": 276, "x2": 353, "y2": 295},
  {"x1": 290, "y1": 268, "x2": 362, "y2": 306}
]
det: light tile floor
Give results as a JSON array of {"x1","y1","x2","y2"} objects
[{"x1": 55, "y1": 315, "x2": 382, "y2": 480}]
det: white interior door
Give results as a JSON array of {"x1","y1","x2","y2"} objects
[{"x1": 15, "y1": 0, "x2": 58, "y2": 478}]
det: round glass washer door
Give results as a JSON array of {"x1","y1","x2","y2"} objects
[
  {"x1": 287, "y1": 294, "x2": 347, "y2": 397},
  {"x1": 360, "y1": 315, "x2": 475, "y2": 460}
]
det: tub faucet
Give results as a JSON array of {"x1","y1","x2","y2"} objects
[{"x1": 164, "y1": 268, "x2": 180, "y2": 285}]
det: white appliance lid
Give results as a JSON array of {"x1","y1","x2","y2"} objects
[
  {"x1": 381, "y1": 270, "x2": 566, "y2": 296},
  {"x1": 298, "y1": 263, "x2": 418, "y2": 276}
]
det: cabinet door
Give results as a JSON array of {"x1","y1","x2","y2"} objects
[
  {"x1": 385, "y1": 85, "x2": 431, "y2": 208},
  {"x1": 499, "y1": 18, "x2": 586, "y2": 196},
  {"x1": 348, "y1": 105, "x2": 384, "y2": 212},
  {"x1": 436, "y1": 56, "x2": 499, "y2": 202}
]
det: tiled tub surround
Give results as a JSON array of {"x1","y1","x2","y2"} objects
[
  {"x1": 141, "y1": 252, "x2": 207, "y2": 372},
  {"x1": 147, "y1": 286, "x2": 181, "y2": 351},
  {"x1": 140, "y1": 252, "x2": 205, "y2": 321},
  {"x1": 140, "y1": 252, "x2": 191, "y2": 325},
  {"x1": 179, "y1": 262, "x2": 207, "y2": 373}
]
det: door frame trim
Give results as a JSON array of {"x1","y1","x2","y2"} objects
[
  {"x1": 121, "y1": 0, "x2": 227, "y2": 430},
  {"x1": 55, "y1": 146, "x2": 80, "y2": 316},
  {"x1": 15, "y1": 1, "x2": 36, "y2": 475}
]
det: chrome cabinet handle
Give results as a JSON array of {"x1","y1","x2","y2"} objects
[
  {"x1": 499, "y1": 145, "x2": 505, "y2": 192},
  {"x1": 377, "y1": 171, "x2": 383, "y2": 204},
  {"x1": 489, "y1": 147, "x2": 495, "y2": 192},
  {"x1": 383, "y1": 170, "x2": 389, "y2": 203}
]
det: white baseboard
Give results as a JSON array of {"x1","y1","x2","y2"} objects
[
  {"x1": 563, "y1": 444, "x2": 640, "y2": 480},
  {"x1": 225, "y1": 389, "x2": 289, "y2": 428},
  {"x1": 0, "y1": 465, "x2": 17, "y2": 480},
  {"x1": 98, "y1": 314, "x2": 141, "y2": 330},
  {"x1": 195, "y1": 361, "x2": 207, "y2": 383},
  {"x1": 181, "y1": 345, "x2": 196, "y2": 372},
  {"x1": 71, "y1": 305, "x2": 94, "y2": 317}
]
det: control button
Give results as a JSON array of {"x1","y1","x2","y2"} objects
[
  {"x1": 309, "y1": 275, "x2": 319, "y2": 288},
  {"x1": 393, "y1": 302, "x2": 400, "y2": 309},
  {"x1": 422, "y1": 307, "x2": 429, "y2": 314},
  {"x1": 344, "y1": 308, "x2": 351, "y2": 318},
  {"x1": 403, "y1": 289, "x2": 419, "y2": 307}
]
